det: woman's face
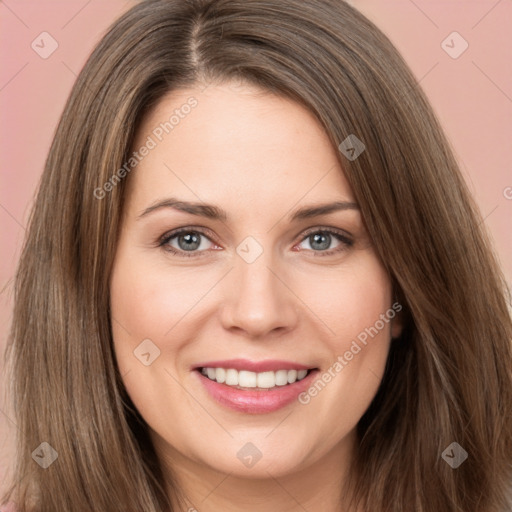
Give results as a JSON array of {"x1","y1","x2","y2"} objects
[{"x1": 110, "y1": 81, "x2": 402, "y2": 481}]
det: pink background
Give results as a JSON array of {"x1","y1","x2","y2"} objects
[{"x1": 1, "y1": 0, "x2": 511, "y2": 496}]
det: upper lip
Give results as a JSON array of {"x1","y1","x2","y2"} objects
[{"x1": 193, "y1": 358, "x2": 315, "y2": 372}]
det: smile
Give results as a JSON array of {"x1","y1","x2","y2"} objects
[
  {"x1": 193, "y1": 359, "x2": 319, "y2": 414},
  {"x1": 200, "y1": 367, "x2": 310, "y2": 389}
]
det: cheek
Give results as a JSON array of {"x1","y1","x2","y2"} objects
[
  {"x1": 110, "y1": 243, "x2": 393, "y2": 375},
  {"x1": 295, "y1": 254, "x2": 393, "y2": 431},
  {"x1": 332, "y1": 255, "x2": 393, "y2": 370},
  {"x1": 302, "y1": 253, "x2": 393, "y2": 349},
  {"x1": 109, "y1": 251, "x2": 208, "y2": 362},
  {"x1": 108, "y1": 240, "x2": 395, "y2": 472},
  {"x1": 109, "y1": 252, "x2": 203, "y2": 436}
]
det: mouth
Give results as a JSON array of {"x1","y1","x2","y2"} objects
[
  {"x1": 197, "y1": 366, "x2": 316, "y2": 391},
  {"x1": 192, "y1": 360, "x2": 320, "y2": 414}
]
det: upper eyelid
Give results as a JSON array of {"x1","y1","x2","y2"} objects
[
  {"x1": 159, "y1": 226, "x2": 217, "y2": 244},
  {"x1": 160, "y1": 225, "x2": 353, "y2": 247},
  {"x1": 300, "y1": 225, "x2": 352, "y2": 239}
]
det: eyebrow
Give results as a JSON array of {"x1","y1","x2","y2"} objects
[{"x1": 137, "y1": 197, "x2": 359, "y2": 223}]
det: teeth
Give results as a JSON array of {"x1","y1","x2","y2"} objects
[
  {"x1": 200, "y1": 367, "x2": 310, "y2": 389},
  {"x1": 287, "y1": 369, "x2": 297, "y2": 383},
  {"x1": 225, "y1": 369, "x2": 238, "y2": 386},
  {"x1": 257, "y1": 371, "x2": 274, "y2": 388},
  {"x1": 240, "y1": 370, "x2": 257, "y2": 387},
  {"x1": 216, "y1": 367, "x2": 226, "y2": 383},
  {"x1": 275, "y1": 370, "x2": 288, "y2": 386}
]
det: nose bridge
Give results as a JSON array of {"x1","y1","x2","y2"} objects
[
  {"x1": 238, "y1": 251, "x2": 277, "y2": 300},
  {"x1": 219, "y1": 236, "x2": 298, "y2": 336}
]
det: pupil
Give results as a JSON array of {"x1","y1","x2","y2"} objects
[
  {"x1": 176, "y1": 232, "x2": 331, "y2": 252},
  {"x1": 179, "y1": 232, "x2": 200, "y2": 251},
  {"x1": 311, "y1": 232, "x2": 330, "y2": 251}
]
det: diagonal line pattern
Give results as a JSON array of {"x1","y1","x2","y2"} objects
[
  {"x1": 472, "y1": 61, "x2": 512, "y2": 104},
  {"x1": 164, "y1": 267, "x2": 234, "y2": 337},
  {"x1": 266, "y1": 164, "x2": 336, "y2": 234},
  {"x1": 61, "y1": 61, "x2": 78, "y2": 77},
  {"x1": 200, "y1": 471, "x2": 233, "y2": 504},
  {"x1": 0, "y1": 406, "x2": 24, "y2": 436},
  {"x1": 0, "y1": 0, "x2": 29, "y2": 29},
  {"x1": 163, "y1": 367, "x2": 234, "y2": 437},
  {"x1": 265, "y1": 266, "x2": 336, "y2": 336},
  {"x1": 163, "y1": 162, "x2": 234, "y2": 237},
  {"x1": 472, "y1": 0, "x2": 503, "y2": 29},
  {"x1": 61, "y1": 0, "x2": 92, "y2": 29},
  {"x1": 401, "y1": 61, "x2": 439, "y2": 101},
  {"x1": 478, "y1": 204, "x2": 499, "y2": 227},
  {"x1": 408, "y1": 0, "x2": 439, "y2": 29},
  {"x1": 112, "y1": 316, "x2": 132, "y2": 337},
  {"x1": 0, "y1": 278, "x2": 13, "y2": 296},
  {"x1": 0, "y1": 203, "x2": 25, "y2": 230},
  {"x1": 367, "y1": 367, "x2": 382, "y2": 381},
  {"x1": 198, "y1": 77, "x2": 214, "y2": 95},
  {"x1": 265, "y1": 470, "x2": 311, "y2": 511},
  {"x1": 0, "y1": 62, "x2": 29, "y2": 93},
  {"x1": 264, "y1": 410, "x2": 294, "y2": 438}
]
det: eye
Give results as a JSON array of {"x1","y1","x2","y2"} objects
[
  {"x1": 295, "y1": 228, "x2": 353, "y2": 257},
  {"x1": 158, "y1": 226, "x2": 353, "y2": 258},
  {"x1": 159, "y1": 228, "x2": 217, "y2": 258}
]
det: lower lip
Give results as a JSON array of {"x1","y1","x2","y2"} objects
[{"x1": 195, "y1": 369, "x2": 319, "y2": 414}]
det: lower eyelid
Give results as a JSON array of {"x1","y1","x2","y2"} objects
[
  {"x1": 160, "y1": 230, "x2": 215, "y2": 255},
  {"x1": 297, "y1": 231, "x2": 353, "y2": 254},
  {"x1": 159, "y1": 228, "x2": 353, "y2": 256}
]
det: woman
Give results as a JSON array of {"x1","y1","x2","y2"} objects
[{"x1": 2, "y1": 0, "x2": 511, "y2": 511}]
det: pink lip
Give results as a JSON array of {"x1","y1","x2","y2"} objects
[
  {"x1": 192, "y1": 358, "x2": 313, "y2": 372},
  {"x1": 194, "y1": 367, "x2": 319, "y2": 414}
]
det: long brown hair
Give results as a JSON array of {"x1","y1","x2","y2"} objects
[{"x1": 2, "y1": 0, "x2": 511, "y2": 510}]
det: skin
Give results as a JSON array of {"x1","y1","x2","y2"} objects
[{"x1": 110, "y1": 80, "x2": 402, "y2": 512}]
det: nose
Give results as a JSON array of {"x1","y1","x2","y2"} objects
[{"x1": 219, "y1": 248, "x2": 299, "y2": 339}]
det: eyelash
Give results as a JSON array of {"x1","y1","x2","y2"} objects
[{"x1": 157, "y1": 226, "x2": 354, "y2": 259}]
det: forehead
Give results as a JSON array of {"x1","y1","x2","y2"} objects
[{"x1": 127, "y1": 82, "x2": 355, "y2": 214}]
